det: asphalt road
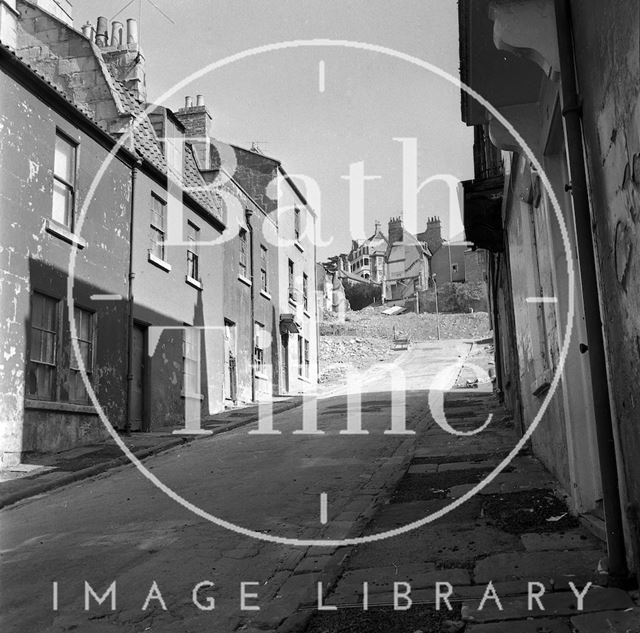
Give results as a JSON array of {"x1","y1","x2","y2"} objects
[{"x1": 0, "y1": 341, "x2": 470, "y2": 633}]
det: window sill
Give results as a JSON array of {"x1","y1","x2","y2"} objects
[
  {"x1": 238, "y1": 274, "x2": 252, "y2": 287},
  {"x1": 260, "y1": 290, "x2": 272, "y2": 301},
  {"x1": 303, "y1": 309, "x2": 311, "y2": 318},
  {"x1": 298, "y1": 375, "x2": 312, "y2": 384},
  {"x1": 294, "y1": 240, "x2": 304, "y2": 253},
  {"x1": 255, "y1": 372, "x2": 270, "y2": 380},
  {"x1": 186, "y1": 275, "x2": 203, "y2": 290},
  {"x1": 45, "y1": 219, "x2": 87, "y2": 249},
  {"x1": 180, "y1": 391, "x2": 204, "y2": 400},
  {"x1": 25, "y1": 399, "x2": 98, "y2": 415},
  {"x1": 148, "y1": 252, "x2": 171, "y2": 272},
  {"x1": 288, "y1": 298, "x2": 298, "y2": 309}
]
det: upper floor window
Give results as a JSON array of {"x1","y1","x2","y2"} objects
[
  {"x1": 302, "y1": 273, "x2": 309, "y2": 311},
  {"x1": 260, "y1": 245, "x2": 268, "y2": 293},
  {"x1": 294, "y1": 208, "x2": 301, "y2": 241},
  {"x1": 52, "y1": 132, "x2": 77, "y2": 228},
  {"x1": 187, "y1": 222, "x2": 200, "y2": 281},
  {"x1": 149, "y1": 194, "x2": 167, "y2": 260},
  {"x1": 239, "y1": 229, "x2": 248, "y2": 278},
  {"x1": 288, "y1": 259, "x2": 295, "y2": 302}
]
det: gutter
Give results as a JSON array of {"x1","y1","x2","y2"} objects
[{"x1": 554, "y1": 0, "x2": 629, "y2": 584}]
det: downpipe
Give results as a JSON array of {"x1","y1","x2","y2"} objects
[
  {"x1": 125, "y1": 161, "x2": 141, "y2": 434},
  {"x1": 554, "y1": 0, "x2": 629, "y2": 584}
]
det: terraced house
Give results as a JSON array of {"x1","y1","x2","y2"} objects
[{"x1": 0, "y1": 0, "x2": 318, "y2": 464}]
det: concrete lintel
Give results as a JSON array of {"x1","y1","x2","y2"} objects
[{"x1": 489, "y1": 0, "x2": 560, "y2": 79}]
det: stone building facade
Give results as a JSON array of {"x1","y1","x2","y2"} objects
[
  {"x1": 459, "y1": 0, "x2": 640, "y2": 583},
  {"x1": 0, "y1": 0, "x2": 319, "y2": 462}
]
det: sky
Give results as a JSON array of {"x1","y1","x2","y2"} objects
[{"x1": 74, "y1": 0, "x2": 474, "y2": 258}]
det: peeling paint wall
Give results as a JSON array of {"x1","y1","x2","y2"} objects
[
  {"x1": 0, "y1": 67, "x2": 130, "y2": 464},
  {"x1": 571, "y1": 0, "x2": 640, "y2": 574}
]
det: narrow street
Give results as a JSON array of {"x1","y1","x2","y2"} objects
[{"x1": 0, "y1": 340, "x2": 472, "y2": 633}]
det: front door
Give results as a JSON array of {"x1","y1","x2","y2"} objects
[
  {"x1": 224, "y1": 320, "x2": 237, "y2": 403},
  {"x1": 130, "y1": 323, "x2": 146, "y2": 431},
  {"x1": 281, "y1": 334, "x2": 289, "y2": 394}
]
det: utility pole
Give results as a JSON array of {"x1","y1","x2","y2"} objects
[{"x1": 432, "y1": 273, "x2": 440, "y2": 340}]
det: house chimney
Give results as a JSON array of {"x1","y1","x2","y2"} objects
[
  {"x1": 126, "y1": 18, "x2": 138, "y2": 46},
  {"x1": 95, "y1": 16, "x2": 108, "y2": 47},
  {"x1": 110, "y1": 21, "x2": 123, "y2": 47},
  {"x1": 423, "y1": 216, "x2": 443, "y2": 253},
  {"x1": 81, "y1": 21, "x2": 93, "y2": 39},
  {"x1": 388, "y1": 216, "x2": 404, "y2": 244},
  {"x1": 374, "y1": 220, "x2": 381, "y2": 234},
  {"x1": 175, "y1": 94, "x2": 213, "y2": 168}
]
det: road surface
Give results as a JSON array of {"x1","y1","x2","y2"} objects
[{"x1": 0, "y1": 340, "x2": 471, "y2": 633}]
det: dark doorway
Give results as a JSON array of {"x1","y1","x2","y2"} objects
[{"x1": 130, "y1": 323, "x2": 146, "y2": 431}]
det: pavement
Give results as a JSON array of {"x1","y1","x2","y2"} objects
[
  {"x1": 1, "y1": 339, "x2": 638, "y2": 633},
  {"x1": 0, "y1": 396, "x2": 302, "y2": 511}
]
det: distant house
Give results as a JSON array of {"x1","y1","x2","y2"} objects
[
  {"x1": 383, "y1": 217, "x2": 430, "y2": 304},
  {"x1": 346, "y1": 221, "x2": 388, "y2": 282},
  {"x1": 417, "y1": 216, "x2": 468, "y2": 284}
]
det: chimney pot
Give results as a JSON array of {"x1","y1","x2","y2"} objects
[
  {"x1": 110, "y1": 21, "x2": 123, "y2": 47},
  {"x1": 81, "y1": 21, "x2": 92, "y2": 38},
  {"x1": 196, "y1": 94, "x2": 205, "y2": 107},
  {"x1": 185, "y1": 96, "x2": 193, "y2": 108},
  {"x1": 126, "y1": 18, "x2": 138, "y2": 46},
  {"x1": 96, "y1": 16, "x2": 108, "y2": 47}
]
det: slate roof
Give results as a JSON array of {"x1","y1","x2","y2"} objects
[{"x1": 111, "y1": 83, "x2": 223, "y2": 222}]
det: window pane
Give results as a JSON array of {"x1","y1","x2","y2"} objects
[
  {"x1": 52, "y1": 180, "x2": 71, "y2": 226},
  {"x1": 54, "y1": 134, "x2": 75, "y2": 183}
]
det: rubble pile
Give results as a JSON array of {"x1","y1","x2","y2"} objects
[{"x1": 318, "y1": 307, "x2": 491, "y2": 384}]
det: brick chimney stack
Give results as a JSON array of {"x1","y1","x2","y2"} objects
[
  {"x1": 98, "y1": 17, "x2": 147, "y2": 102},
  {"x1": 421, "y1": 216, "x2": 443, "y2": 253},
  {"x1": 388, "y1": 216, "x2": 404, "y2": 244},
  {"x1": 374, "y1": 219, "x2": 381, "y2": 235},
  {"x1": 174, "y1": 95, "x2": 213, "y2": 169}
]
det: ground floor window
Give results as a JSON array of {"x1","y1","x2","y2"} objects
[
  {"x1": 182, "y1": 327, "x2": 200, "y2": 397},
  {"x1": 304, "y1": 338, "x2": 310, "y2": 379},
  {"x1": 254, "y1": 322, "x2": 266, "y2": 375},
  {"x1": 69, "y1": 306, "x2": 94, "y2": 403},
  {"x1": 27, "y1": 293, "x2": 95, "y2": 403},
  {"x1": 28, "y1": 292, "x2": 59, "y2": 400}
]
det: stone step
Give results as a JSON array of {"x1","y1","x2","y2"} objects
[
  {"x1": 520, "y1": 531, "x2": 600, "y2": 552},
  {"x1": 474, "y1": 550, "x2": 603, "y2": 583},
  {"x1": 571, "y1": 607, "x2": 640, "y2": 632},
  {"x1": 467, "y1": 617, "x2": 573, "y2": 632},
  {"x1": 462, "y1": 587, "x2": 633, "y2": 624}
]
